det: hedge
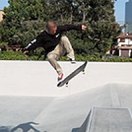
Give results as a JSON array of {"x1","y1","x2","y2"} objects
[{"x1": 0, "y1": 51, "x2": 132, "y2": 62}]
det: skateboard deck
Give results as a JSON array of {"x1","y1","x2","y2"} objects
[{"x1": 57, "y1": 61, "x2": 87, "y2": 87}]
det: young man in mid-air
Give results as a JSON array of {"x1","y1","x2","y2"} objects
[{"x1": 24, "y1": 21, "x2": 87, "y2": 81}]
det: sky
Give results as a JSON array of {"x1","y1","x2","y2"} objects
[
  {"x1": 0, "y1": 0, "x2": 129, "y2": 23},
  {"x1": 0, "y1": 0, "x2": 9, "y2": 10},
  {"x1": 114, "y1": 0, "x2": 129, "y2": 24}
]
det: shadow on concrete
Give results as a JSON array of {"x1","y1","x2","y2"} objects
[
  {"x1": 0, "y1": 126, "x2": 10, "y2": 132},
  {"x1": 72, "y1": 111, "x2": 91, "y2": 132},
  {"x1": 11, "y1": 122, "x2": 40, "y2": 132}
]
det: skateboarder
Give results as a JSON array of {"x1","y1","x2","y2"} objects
[{"x1": 24, "y1": 20, "x2": 87, "y2": 81}]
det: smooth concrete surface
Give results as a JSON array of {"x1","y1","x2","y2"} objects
[
  {"x1": 0, "y1": 96, "x2": 55, "y2": 126},
  {"x1": 34, "y1": 84, "x2": 132, "y2": 132},
  {"x1": 1, "y1": 84, "x2": 132, "y2": 131},
  {"x1": 0, "y1": 61, "x2": 132, "y2": 132},
  {"x1": 88, "y1": 107, "x2": 132, "y2": 132},
  {"x1": 0, "y1": 61, "x2": 132, "y2": 97}
]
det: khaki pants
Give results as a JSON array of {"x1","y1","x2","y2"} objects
[{"x1": 47, "y1": 36, "x2": 75, "y2": 74}]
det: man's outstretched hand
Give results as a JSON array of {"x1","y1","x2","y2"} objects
[{"x1": 81, "y1": 24, "x2": 87, "y2": 31}]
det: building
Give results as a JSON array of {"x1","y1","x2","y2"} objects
[
  {"x1": 117, "y1": 33, "x2": 132, "y2": 57},
  {"x1": 125, "y1": 0, "x2": 132, "y2": 33},
  {"x1": 0, "y1": 10, "x2": 5, "y2": 22}
]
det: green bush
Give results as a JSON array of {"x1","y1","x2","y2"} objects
[
  {"x1": 61, "y1": 54, "x2": 132, "y2": 62},
  {"x1": 0, "y1": 51, "x2": 132, "y2": 62},
  {"x1": 0, "y1": 51, "x2": 38, "y2": 60}
]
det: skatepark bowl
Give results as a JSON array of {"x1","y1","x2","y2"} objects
[{"x1": 0, "y1": 61, "x2": 132, "y2": 132}]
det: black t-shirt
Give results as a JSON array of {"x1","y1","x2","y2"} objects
[{"x1": 26, "y1": 24, "x2": 82, "y2": 53}]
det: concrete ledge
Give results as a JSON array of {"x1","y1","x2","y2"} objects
[{"x1": 0, "y1": 61, "x2": 132, "y2": 97}]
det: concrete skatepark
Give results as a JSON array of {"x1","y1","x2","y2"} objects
[{"x1": 0, "y1": 61, "x2": 132, "y2": 132}]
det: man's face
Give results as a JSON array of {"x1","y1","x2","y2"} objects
[{"x1": 48, "y1": 23, "x2": 57, "y2": 35}]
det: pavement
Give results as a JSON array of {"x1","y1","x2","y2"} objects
[{"x1": 0, "y1": 61, "x2": 132, "y2": 132}]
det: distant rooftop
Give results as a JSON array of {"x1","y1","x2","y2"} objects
[{"x1": 117, "y1": 33, "x2": 132, "y2": 39}]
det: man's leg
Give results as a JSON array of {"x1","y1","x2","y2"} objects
[
  {"x1": 47, "y1": 52, "x2": 63, "y2": 80},
  {"x1": 47, "y1": 36, "x2": 75, "y2": 80},
  {"x1": 61, "y1": 36, "x2": 75, "y2": 61}
]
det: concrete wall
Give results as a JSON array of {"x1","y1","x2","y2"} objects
[{"x1": 0, "y1": 61, "x2": 132, "y2": 97}]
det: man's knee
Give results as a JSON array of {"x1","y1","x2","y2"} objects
[
  {"x1": 61, "y1": 36, "x2": 69, "y2": 43},
  {"x1": 47, "y1": 53, "x2": 55, "y2": 61}
]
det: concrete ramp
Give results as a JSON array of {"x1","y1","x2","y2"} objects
[
  {"x1": 88, "y1": 107, "x2": 132, "y2": 132},
  {"x1": 0, "y1": 61, "x2": 132, "y2": 132},
  {"x1": 0, "y1": 61, "x2": 132, "y2": 97},
  {"x1": 33, "y1": 84, "x2": 132, "y2": 132},
  {"x1": 72, "y1": 112, "x2": 91, "y2": 132},
  {"x1": 0, "y1": 96, "x2": 55, "y2": 126},
  {"x1": 1, "y1": 84, "x2": 132, "y2": 131},
  {"x1": 73, "y1": 107, "x2": 132, "y2": 132}
]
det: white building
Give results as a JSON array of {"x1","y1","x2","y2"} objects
[{"x1": 117, "y1": 33, "x2": 132, "y2": 57}]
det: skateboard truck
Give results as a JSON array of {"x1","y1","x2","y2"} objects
[
  {"x1": 66, "y1": 82, "x2": 69, "y2": 87},
  {"x1": 82, "y1": 70, "x2": 85, "y2": 74}
]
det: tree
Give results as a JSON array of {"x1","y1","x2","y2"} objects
[
  {"x1": 0, "y1": 0, "x2": 48, "y2": 46},
  {"x1": 0, "y1": 0, "x2": 121, "y2": 56},
  {"x1": 47, "y1": 0, "x2": 121, "y2": 55}
]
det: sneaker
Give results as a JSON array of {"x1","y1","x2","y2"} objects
[
  {"x1": 58, "y1": 73, "x2": 64, "y2": 81},
  {"x1": 69, "y1": 58, "x2": 76, "y2": 64}
]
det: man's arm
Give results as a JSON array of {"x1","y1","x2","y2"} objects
[
  {"x1": 23, "y1": 33, "x2": 44, "y2": 52},
  {"x1": 58, "y1": 24, "x2": 87, "y2": 32},
  {"x1": 24, "y1": 39, "x2": 40, "y2": 51}
]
